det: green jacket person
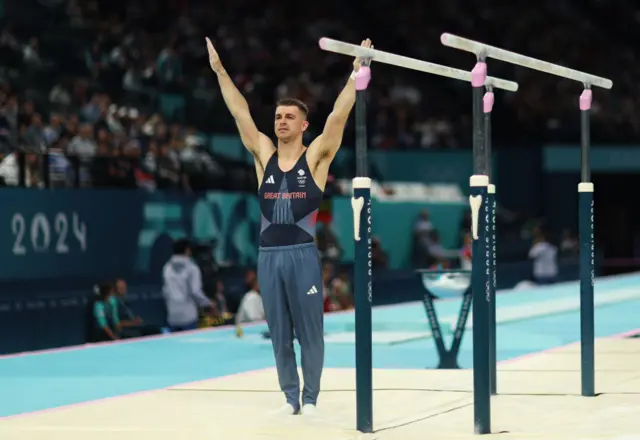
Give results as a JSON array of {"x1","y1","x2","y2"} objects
[{"x1": 92, "y1": 283, "x2": 120, "y2": 341}]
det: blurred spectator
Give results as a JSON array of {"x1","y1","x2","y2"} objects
[
  {"x1": 332, "y1": 268, "x2": 354, "y2": 310},
  {"x1": 23, "y1": 113, "x2": 46, "y2": 150},
  {"x1": 49, "y1": 81, "x2": 73, "y2": 111},
  {"x1": 156, "y1": 41, "x2": 183, "y2": 91},
  {"x1": 460, "y1": 231, "x2": 473, "y2": 270},
  {"x1": 154, "y1": 144, "x2": 184, "y2": 190},
  {"x1": 67, "y1": 123, "x2": 97, "y2": 185},
  {"x1": 113, "y1": 279, "x2": 160, "y2": 337},
  {"x1": 235, "y1": 270, "x2": 265, "y2": 324},
  {"x1": 162, "y1": 239, "x2": 216, "y2": 332},
  {"x1": 0, "y1": 153, "x2": 43, "y2": 187},
  {"x1": 22, "y1": 37, "x2": 42, "y2": 68},
  {"x1": 528, "y1": 225, "x2": 559, "y2": 285},
  {"x1": 560, "y1": 229, "x2": 579, "y2": 258},
  {"x1": 316, "y1": 223, "x2": 343, "y2": 262},
  {"x1": 371, "y1": 237, "x2": 389, "y2": 269},
  {"x1": 113, "y1": 279, "x2": 143, "y2": 326},
  {"x1": 412, "y1": 210, "x2": 436, "y2": 267},
  {"x1": 424, "y1": 230, "x2": 463, "y2": 269},
  {"x1": 43, "y1": 114, "x2": 64, "y2": 146},
  {"x1": 322, "y1": 261, "x2": 353, "y2": 313},
  {"x1": 212, "y1": 280, "x2": 232, "y2": 322},
  {"x1": 89, "y1": 282, "x2": 120, "y2": 342}
]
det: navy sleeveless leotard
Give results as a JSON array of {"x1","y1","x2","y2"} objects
[
  {"x1": 258, "y1": 150, "x2": 323, "y2": 247},
  {"x1": 256, "y1": 150, "x2": 326, "y2": 409}
]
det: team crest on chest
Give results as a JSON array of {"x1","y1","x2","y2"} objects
[{"x1": 296, "y1": 168, "x2": 307, "y2": 187}]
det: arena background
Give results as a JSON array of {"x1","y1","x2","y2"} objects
[{"x1": 0, "y1": 0, "x2": 638, "y2": 355}]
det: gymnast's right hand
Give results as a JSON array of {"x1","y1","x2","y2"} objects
[{"x1": 205, "y1": 37, "x2": 223, "y2": 73}]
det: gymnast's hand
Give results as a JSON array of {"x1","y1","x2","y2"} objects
[
  {"x1": 353, "y1": 38, "x2": 373, "y2": 72},
  {"x1": 205, "y1": 37, "x2": 224, "y2": 74}
]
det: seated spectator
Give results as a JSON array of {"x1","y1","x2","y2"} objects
[
  {"x1": 112, "y1": 279, "x2": 140, "y2": 324},
  {"x1": 235, "y1": 270, "x2": 265, "y2": 325},
  {"x1": 322, "y1": 262, "x2": 353, "y2": 313},
  {"x1": 111, "y1": 278, "x2": 160, "y2": 338},
  {"x1": 212, "y1": 279, "x2": 232, "y2": 323},
  {"x1": 424, "y1": 230, "x2": 461, "y2": 269},
  {"x1": 89, "y1": 282, "x2": 121, "y2": 342}
]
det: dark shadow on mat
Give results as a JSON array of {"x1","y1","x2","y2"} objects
[
  {"x1": 374, "y1": 402, "x2": 475, "y2": 434},
  {"x1": 595, "y1": 392, "x2": 640, "y2": 395}
]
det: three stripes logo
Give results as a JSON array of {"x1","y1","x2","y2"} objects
[
  {"x1": 307, "y1": 285, "x2": 319, "y2": 295},
  {"x1": 265, "y1": 175, "x2": 275, "y2": 184}
]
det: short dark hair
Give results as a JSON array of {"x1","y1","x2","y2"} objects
[
  {"x1": 94, "y1": 282, "x2": 114, "y2": 299},
  {"x1": 172, "y1": 238, "x2": 191, "y2": 255},
  {"x1": 276, "y1": 98, "x2": 309, "y2": 118}
]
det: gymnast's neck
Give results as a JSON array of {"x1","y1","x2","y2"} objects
[{"x1": 276, "y1": 137, "x2": 306, "y2": 160}]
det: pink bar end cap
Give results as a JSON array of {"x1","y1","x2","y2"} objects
[
  {"x1": 319, "y1": 38, "x2": 328, "y2": 50},
  {"x1": 471, "y1": 62, "x2": 487, "y2": 87},
  {"x1": 483, "y1": 92, "x2": 495, "y2": 113},
  {"x1": 580, "y1": 89, "x2": 593, "y2": 111}
]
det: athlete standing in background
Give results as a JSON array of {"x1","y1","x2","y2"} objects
[{"x1": 206, "y1": 36, "x2": 373, "y2": 416}]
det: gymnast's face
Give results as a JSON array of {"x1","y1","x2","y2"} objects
[{"x1": 274, "y1": 106, "x2": 308, "y2": 141}]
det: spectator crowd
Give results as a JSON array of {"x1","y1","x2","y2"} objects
[{"x1": 0, "y1": 0, "x2": 637, "y2": 192}]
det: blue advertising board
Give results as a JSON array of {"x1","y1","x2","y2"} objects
[{"x1": 0, "y1": 189, "x2": 261, "y2": 283}]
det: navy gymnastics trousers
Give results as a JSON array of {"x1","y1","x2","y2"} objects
[{"x1": 257, "y1": 242, "x2": 325, "y2": 410}]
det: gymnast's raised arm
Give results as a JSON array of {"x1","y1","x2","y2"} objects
[
  {"x1": 205, "y1": 37, "x2": 274, "y2": 167},
  {"x1": 307, "y1": 39, "x2": 372, "y2": 176}
]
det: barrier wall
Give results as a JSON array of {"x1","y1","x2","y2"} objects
[
  {"x1": 0, "y1": 285, "x2": 166, "y2": 355},
  {"x1": 0, "y1": 189, "x2": 260, "y2": 283}
]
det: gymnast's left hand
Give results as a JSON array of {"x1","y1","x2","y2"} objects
[{"x1": 353, "y1": 38, "x2": 373, "y2": 72}]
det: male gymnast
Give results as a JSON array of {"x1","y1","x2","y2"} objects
[{"x1": 206, "y1": 36, "x2": 373, "y2": 416}]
